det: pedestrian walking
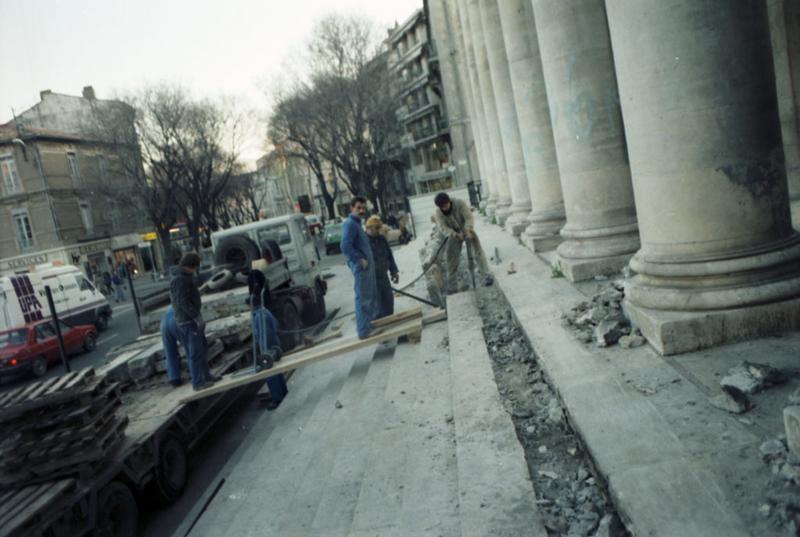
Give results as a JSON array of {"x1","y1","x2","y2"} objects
[
  {"x1": 340, "y1": 196, "x2": 378, "y2": 339},
  {"x1": 169, "y1": 252, "x2": 218, "y2": 391},
  {"x1": 102, "y1": 271, "x2": 113, "y2": 296},
  {"x1": 111, "y1": 268, "x2": 125, "y2": 302},
  {"x1": 365, "y1": 215, "x2": 399, "y2": 319},
  {"x1": 248, "y1": 263, "x2": 288, "y2": 410},
  {"x1": 433, "y1": 192, "x2": 494, "y2": 292}
]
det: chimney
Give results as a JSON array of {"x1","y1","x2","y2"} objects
[
  {"x1": 39, "y1": 89, "x2": 52, "y2": 101},
  {"x1": 82, "y1": 86, "x2": 96, "y2": 100}
]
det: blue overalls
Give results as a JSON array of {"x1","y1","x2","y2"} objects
[
  {"x1": 253, "y1": 306, "x2": 288, "y2": 404},
  {"x1": 340, "y1": 214, "x2": 377, "y2": 338}
]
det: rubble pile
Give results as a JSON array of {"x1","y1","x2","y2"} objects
[
  {"x1": 478, "y1": 286, "x2": 628, "y2": 537},
  {"x1": 140, "y1": 288, "x2": 251, "y2": 334},
  {"x1": 755, "y1": 435, "x2": 800, "y2": 532},
  {"x1": 562, "y1": 282, "x2": 644, "y2": 349}
]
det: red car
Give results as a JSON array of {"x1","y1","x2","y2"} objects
[{"x1": 0, "y1": 320, "x2": 98, "y2": 378}]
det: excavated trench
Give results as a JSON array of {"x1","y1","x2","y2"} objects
[{"x1": 474, "y1": 285, "x2": 629, "y2": 537}]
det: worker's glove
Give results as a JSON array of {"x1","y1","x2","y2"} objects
[
  {"x1": 391, "y1": 273, "x2": 399, "y2": 284},
  {"x1": 359, "y1": 258, "x2": 369, "y2": 270},
  {"x1": 465, "y1": 229, "x2": 475, "y2": 240}
]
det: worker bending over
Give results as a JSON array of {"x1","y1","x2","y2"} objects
[
  {"x1": 365, "y1": 215, "x2": 399, "y2": 318},
  {"x1": 433, "y1": 192, "x2": 494, "y2": 290}
]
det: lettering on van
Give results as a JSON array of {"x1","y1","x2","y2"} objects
[{"x1": 11, "y1": 275, "x2": 44, "y2": 323}]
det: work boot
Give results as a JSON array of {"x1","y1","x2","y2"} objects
[
  {"x1": 484, "y1": 275, "x2": 494, "y2": 286},
  {"x1": 193, "y1": 381, "x2": 213, "y2": 392},
  {"x1": 206, "y1": 374, "x2": 221, "y2": 384},
  {"x1": 169, "y1": 379, "x2": 183, "y2": 388}
]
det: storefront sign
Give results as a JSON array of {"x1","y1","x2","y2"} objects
[
  {"x1": 141, "y1": 232, "x2": 158, "y2": 241},
  {"x1": 3, "y1": 253, "x2": 49, "y2": 270}
]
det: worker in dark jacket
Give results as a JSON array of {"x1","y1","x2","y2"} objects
[
  {"x1": 340, "y1": 196, "x2": 378, "y2": 339},
  {"x1": 169, "y1": 253, "x2": 217, "y2": 391},
  {"x1": 365, "y1": 215, "x2": 399, "y2": 319}
]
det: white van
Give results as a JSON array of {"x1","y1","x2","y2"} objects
[{"x1": 0, "y1": 264, "x2": 113, "y2": 332}]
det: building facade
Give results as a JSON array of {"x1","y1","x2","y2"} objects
[
  {"x1": 428, "y1": 0, "x2": 800, "y2": 355},
  {"x1": 388, "y1": 8, "x2": 465, "y2": 196},
  {"x1": 0, "y1": 88, "x2": 154, "y2": 279}
]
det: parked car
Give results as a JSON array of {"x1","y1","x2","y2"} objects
[
  {"x1": 0, "y1": 319, "x2": 98, "y2": 378},
  {"x1": 325, "y1": 223, "x2": 344, "y2": 254},
  {"x1": 305, "y1": 214, "x2": 323, "y2": 235}
]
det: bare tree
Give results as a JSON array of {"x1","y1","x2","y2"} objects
[{"x1": 268, "y1": 15, "x2": 406, "y2": 214}]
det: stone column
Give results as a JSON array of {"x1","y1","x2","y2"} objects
[
  {"x1": 497, "y1": 0, "x2": 565, "y2": 250},
  {"x1": 456, "y1": 0, "x2": 497, "y2": 214},
  {"x1": 477, "y1": 0, "x2": 531, "y2": 236},
  {"x1": 531, "y1": 0, "x2": 640, "y2": 280},
  {"x1": 466, "y1": 0, "x2": 513, "y2": 223},
  {"x1": 606, "y1": 0, "x2": 800, "y2": 355}
]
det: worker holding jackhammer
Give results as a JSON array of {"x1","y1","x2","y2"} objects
[{"x1": 433, "y1": 192, "x2": 494, "y2": 291}]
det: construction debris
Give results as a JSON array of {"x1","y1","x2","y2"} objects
[
  {"x1": 562, "y1": 281, "x2": 635, "y2": 349},
  {"x1": 478, "y1": 286, "x2": 628, "y2": 537},
  {"x1": 0, "y1": 368, "x2": 127, "y2": 488},
  {"x1": 720, "y1": 361, "x2": 788, "y2": 395}
]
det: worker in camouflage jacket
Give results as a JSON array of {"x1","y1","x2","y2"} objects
[{"x1": 433, "y1": 192, "x2": 493, "y2": 291}]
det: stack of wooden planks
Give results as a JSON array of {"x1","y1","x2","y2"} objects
[{"x1": 0, "y1": 368, "x2": 128, "y2": 489}]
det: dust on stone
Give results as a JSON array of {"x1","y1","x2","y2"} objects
[{"x1": 477, "y1": 285, "x2": 628, "y2": 537}]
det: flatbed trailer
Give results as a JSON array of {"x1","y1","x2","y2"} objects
[{"x1": 0, "y1": 345, "x2": 256, "y2": 537}]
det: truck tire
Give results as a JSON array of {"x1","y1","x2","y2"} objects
[
  {"x1": 302, "y1": 280, "x2": 326, "y2": 326},
  {"x1": 31, "y1": 356, "x2": 47, "y2": 378},
  {"x1": 97, "y1": 481, "x2": 138, "y2": 537},
  {"x1": 215, "y1": 235, "x2": 260, "y2": 271},
  {"x1": 148, "y1": 432, "x2": 188, "y2": 506},
  {"x1": 83, "y1": 333, "x2": 97, "y2": 353},
  {"x1": 278, "y1": 298, "x2": 302, "y2": 351},
  {"x1": 206, "y1": 269, "x2": 234, "y2": 291},
  {"x1": 260, "y1": 239, "x2": 283, "y2": 263}
]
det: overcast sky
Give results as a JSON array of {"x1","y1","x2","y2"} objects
[{"x1": 0, "y1": 0, "x2": 421, "y2": 164}]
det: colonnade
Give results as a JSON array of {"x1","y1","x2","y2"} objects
[{"x1": 444, "y1": 0, "x2": 800, "y2": 354}]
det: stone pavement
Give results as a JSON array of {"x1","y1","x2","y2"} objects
[
  {"x1": 474, "y1": 216, "x2": 800, "y2": 537},
  {"x1": 185, "y1": 258, "x2": 545, "y2": 537}
]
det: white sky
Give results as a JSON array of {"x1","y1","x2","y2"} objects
[{"x1": 0, "y1": 0, "x2": 422, "y2": 165}]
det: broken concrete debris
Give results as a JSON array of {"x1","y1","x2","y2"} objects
[
  {"x1": 562, "y1": 281, "x2": 640, "y2": 350},
  {"x1": 720, "y1": 361, "x2": 787, "y2": 395},
  {"x1": 478, "y1": 286, "x2": 628, "y2": 537},
  {"x1": 784, "y1": 407, "x2": 800, "y2": 457},
  {"x1": 709, "y1": 389, "x2": 752, "y2": 414}
]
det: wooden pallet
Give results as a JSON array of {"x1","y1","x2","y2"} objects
[
  {"x1": 0, "y1": 479, "x2": 77, "y2": 537},
  {"x1": 0, "y1": 369, "x2": 99, "y2": 422}
]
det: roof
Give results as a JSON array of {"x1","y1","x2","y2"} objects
[
  {"x1": 210, "y1": 213, "x2": 306, "y2": 240},
  {"x1": 0, "y1": 122, "x2": 85, "y2": 144},
  {"x1": 388, "y1": 8, "x2": 424, "y2": 44}
]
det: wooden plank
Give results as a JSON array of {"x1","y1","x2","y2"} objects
[
  {"x1": 0, "y1": 480, "x2": 75, "y2": 537},
  {"x1": 371, "y1": 306, "x2": 423, "y2": 328},
  {"x1": 63, "y1": 368, "x2": 94, "y2": 391},
  {"x1": 0, "y1": 484, "x2": 49, "y2": 526},
  {"x1": 422, "y1": 308, "x2": 448, "y2": 325},
  {"x1": 0, "y1": 386, "x2": 28, "y2": 409},
  {"x1": 287, "y1": 330, "x2": 343, "y2": 358},
  {"x1": 25, "y1": 377, "x2": 62, "y2": 401},
  {"x1": 180, "y1": 318, "x2": 424, "y2": 404},
  {"x1": 44, "y1": 372, "x2": 79, "y2": 396}
]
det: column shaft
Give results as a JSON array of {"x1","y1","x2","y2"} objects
[
  {"x1": 532, "y1": 0, "x2": 639, "y2": 280},
  {"x1": 497, "y1": 0, "x2": 565, "y2": 250},
  {"x1": 478, "y1": 0, "x2": 531, "y2": 236},
  {"x1": 466, "y1": 0, "x2": 512, "y2": 222},
  {"x1": 456, "y1": 0, "x2": 497, "y2": 213},
  {"x1": 607, "y1": 0, "x2": 800, "y2": 354}
]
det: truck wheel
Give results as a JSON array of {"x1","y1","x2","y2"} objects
[
  {"x1": 97, "y1": 481, "x2": 138, "y2": 537},
  {"x1": 31, "y1": 356, "x2": 47, "y2": 378},
  {"x1": 83, "y1": 333, "x2": 97, "y2": 353},
  {"x1": 96, "y1": 314, "x2": 109, "y2": 332},
  {"x1": 279, "y1": 300, "x2": 302, "y2": 351},
  {"x1": 148, "y1": 432, "x2": 188, "y2": 505},
  {"x1": 302, "y1": 281, "x2": 326, "y2": 326},
  {"x1": 206, "y1": 269, "x2": 234, "y2": 291},
  {"x1": 215, "y1": 235, "x2": 260, "y2": 271}
]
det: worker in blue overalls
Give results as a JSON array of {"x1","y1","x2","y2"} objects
[
  {"x1": 340, "y1": 196, "x2": 378, "y2": 339},
  {"x1": 248, "y1": 261, "x2": 288, "y2": 410}
]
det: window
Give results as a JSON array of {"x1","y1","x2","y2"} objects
[
  {"x1": 257, "y1": 224, "x2": 291, "y2": 247},
  {"x1": 98, "y1": 154, "x2": 107, "y2": 181},
  {"x1": 0, "y1": 155, "x2": 21, "y2": 194},
  {"x1": 12, "y1": 208, "x2": 34, "y2": 250},
  {"x1": 36, "y1": 323, "x2": 57, "y2": 341},
  {"x1": 79, "y1": 200, "x2": 94, "y2": 234},
  {"x1": 67, "y1": 151, "x2": 81, "y2": 185},
  {"x1": 75, "y1": 276, "x2": 95, "y2": 292}
]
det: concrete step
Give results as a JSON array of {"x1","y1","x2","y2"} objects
[
  {"x1": 189, "y1": 346, "x2": 371, "y2": 536},
  {"x1": 446, "y1": 291, "x2": 548, "y2": 537},
  {"x1": 348, "y1": 319, "x2": 461, "y2": 537}
]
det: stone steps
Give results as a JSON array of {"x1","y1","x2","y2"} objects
[{"x1": 446, "y1": 291, "x2": 548, "y2": 537}]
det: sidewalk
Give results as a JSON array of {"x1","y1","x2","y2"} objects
[{"x1": 474, "y1": 217, "x2": 800, "y2": 537}]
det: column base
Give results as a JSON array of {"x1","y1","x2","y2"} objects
[
  {"x1": 623, "y1": 296, "x2": 800, "y2": 355},
  {"x1": 504, "y1": 210, "x2": 531, "y2": 237},
  {"x1": 557, "y1": 252, "x2": 633, "y2": 282},
  {"x1": 524, "y1": 233, "x2": 562, "y2": 252}
]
